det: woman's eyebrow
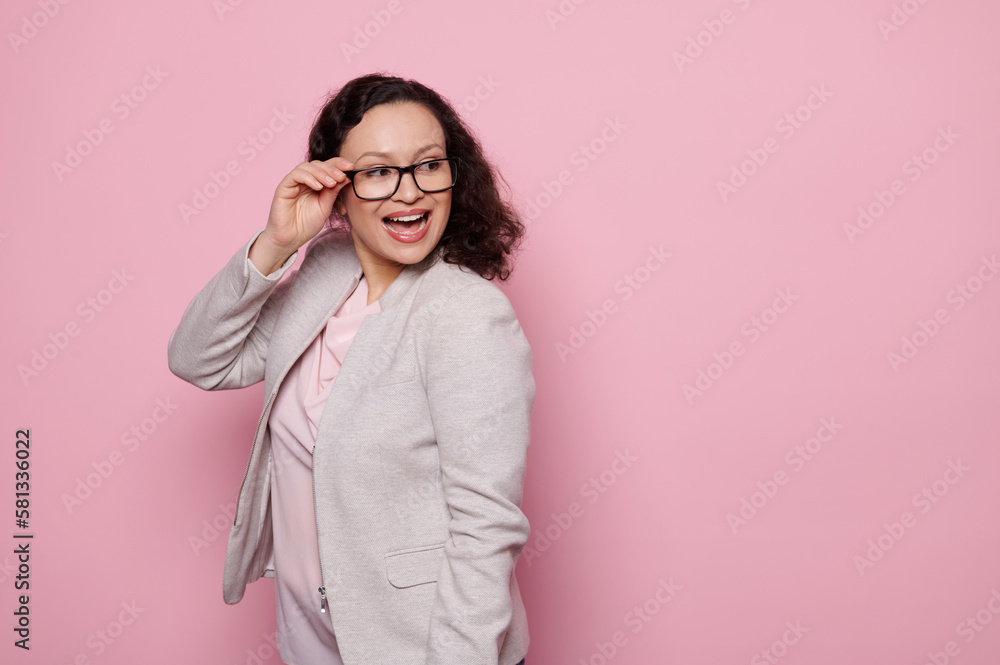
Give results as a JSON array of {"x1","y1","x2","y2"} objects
[{"x1": 355, "y1": 144, "x2": 444, "y2": 161}]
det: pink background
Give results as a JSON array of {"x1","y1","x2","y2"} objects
[{"x1": 3, "y1": 0, "x2": 999, "y2": 663}]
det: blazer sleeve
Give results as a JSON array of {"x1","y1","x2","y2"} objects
[
  {"x1": 166, "y1": 229, "x2": 299, "y2": 391},
  {"x1": 423, "y1": 282, "x2": 535, "y2": 665}
]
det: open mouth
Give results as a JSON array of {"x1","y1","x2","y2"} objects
[{"x1": 382, "y1": 211, "x2": 428, "y2": 235}]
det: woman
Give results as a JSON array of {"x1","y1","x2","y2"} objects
[{"x1": 167, "y1": 73, "x2": 533, "y2": 665}]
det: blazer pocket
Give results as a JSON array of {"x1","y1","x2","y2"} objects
[
  {"x1": 374, "y1": 368, "x2": 416, "y2": 387},
  {"x1": 371, "y1": 342, "x2": 417, "y2": 387},
  {"x1": 385, "y1": 542, "x2": 445, "y2": 589}
]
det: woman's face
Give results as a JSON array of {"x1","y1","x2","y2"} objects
[{"x1": 335, "y1": 102, "x2": 452, "y2": 270}]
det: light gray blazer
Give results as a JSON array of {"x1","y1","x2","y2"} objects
[{"x1": 167, "y1": 228, "x2": 534, "y2": 665}]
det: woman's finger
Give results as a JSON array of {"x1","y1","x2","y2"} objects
[
  {"x1": 300, "y1": 162, "x2": 347, "y2": 189},
  {"x1": 276, "y1": 163, "x2": 332, "y2": 194},
  {"x1": 321, "y1": 156, "x2": 355, "y2": 172}
]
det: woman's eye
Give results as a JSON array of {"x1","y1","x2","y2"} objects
[
  {"x1": 416, "y1": 160, "x2": 441, "y2": 172},
  {"x1": 361, "y1": 168, "x2": 393, "y2": 179}
]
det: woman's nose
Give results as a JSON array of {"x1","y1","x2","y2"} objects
[{"x1": 393, "y1": 171, "x2": 422, "y2": 201}]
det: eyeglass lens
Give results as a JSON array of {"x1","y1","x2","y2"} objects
[{"x1": 353, "y1": 159, "x2": 456, "y2": 200}]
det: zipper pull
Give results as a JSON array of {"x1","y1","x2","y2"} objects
[{"x1": 319, "y1": 586, "x2": 328, "y2": 613}]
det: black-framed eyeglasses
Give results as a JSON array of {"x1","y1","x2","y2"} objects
[{"x1": 342, "y1": 158, "x2": 460, "y2": 201}]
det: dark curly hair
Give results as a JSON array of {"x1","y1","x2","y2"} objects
[{"x1": 307, "y1": 73, "x2": 525, "y2": 282}]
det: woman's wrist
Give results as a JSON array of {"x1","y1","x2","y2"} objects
[{"x1": 248, "y1": 232, "x2": 296, "y2": 276}]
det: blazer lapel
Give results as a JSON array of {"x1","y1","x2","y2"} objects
[
  {"x1": 266, "y1": 234, "x2": 443, "y2": 407},
  {"x1": 266, "y1": 236, "x2": 364, "y2": 389},
  {"x1": 326, "y1": 255, "x2": 427, "y2": 399}
]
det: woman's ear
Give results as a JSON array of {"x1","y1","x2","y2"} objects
[{"x1": 334, "y1": 197, "x2": 351, "y2": 230}]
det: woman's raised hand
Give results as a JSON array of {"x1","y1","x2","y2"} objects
[{"x1": 249, "y1": 157, "x2": 354, "y2": 276}]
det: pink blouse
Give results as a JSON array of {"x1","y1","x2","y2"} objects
[{"x1": 265, "y1": 275, "x2": 380, "y2": 665}]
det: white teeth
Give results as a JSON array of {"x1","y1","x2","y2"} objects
[
  {"x1": 386, "y1": 213, "x2": 424, "y2": 222},
  {"x1": 383, "y1": 217, "x2": 427, "y2": 236}
]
